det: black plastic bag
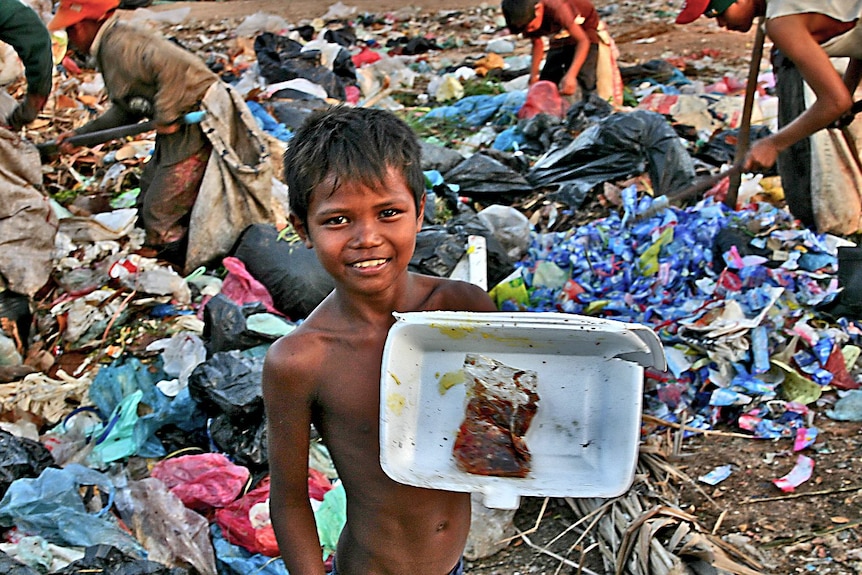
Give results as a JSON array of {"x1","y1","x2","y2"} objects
[
  {"x1": 0, "y1": 430, "x2": 56, "y2": 500},
  {"x1": 52, "y1": 545, "x2": 187, "y2": 575},
  {"x1": 202, "y1": 294, "x2": 276, "y2": 356},
  {"x1": 697, "y1": 126, "x2": 777, "y2": 176},
  {"x1": 188, "y1": 350, "x2": 265, "y2": 420},
  {"x1": 527, "y1": 109, "x2": 696, "y2": 207},
  {"x1": 411, "y1": 213, "x2": 515, "y2": 286},
  {"x1": 232, "y1": 224, "x2": 335, "y2": 321},
  {"x1": 443, "y1": 153, "x2": 534, "y2": 202},
  {"x1": 253, "y1": 32, "x2": 347, "y2": 100},
  {"x1": 209, "y1": 413, "x2": 268, "y2": 472},
  {"x1": 0, "y1": 550, "x2": 40, "y2": 575},
  {"x1": 188, "y1": 351, "x2": 268, "y2": 471}
]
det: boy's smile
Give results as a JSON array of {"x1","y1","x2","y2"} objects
[{"x1": 296, "y1": 165, "x2": 424, "y2": 296}]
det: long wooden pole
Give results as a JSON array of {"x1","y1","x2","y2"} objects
[{"x1": 725, "y1": 16, "x2": 766, "y2": 208}]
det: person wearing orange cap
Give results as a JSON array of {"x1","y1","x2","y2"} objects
[
  {"x1": 48, "y1": 0, "x2": 271, "y2": 270},
  {"x1": 502, "y1": 0, "x2": 604, "y2": 99},
  {"x1": 675, "y1": 0, "x2": 862, "y2": 176}
]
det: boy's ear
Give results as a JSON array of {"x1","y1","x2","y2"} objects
[
  {"x1": 288, "y1": 212, "x2": 314, "y2": 248},
  {"x1": 416, "y1": 192, "x2": 426, "y2": 232}
]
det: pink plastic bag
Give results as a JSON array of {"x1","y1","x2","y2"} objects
[
  {"x1": 151, "y1": 452, "x2": 250, "y2": 511},
  {"x1": 220, "y1": 256, "x2": 282, "y2": 315},
  {"x1": 518, "y1": 81, "x2": 568, "y2": 120}
]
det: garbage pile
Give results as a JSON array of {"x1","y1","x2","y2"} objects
[{"x1": 1, "y1": 2, "x2": 861, "y2": 574}]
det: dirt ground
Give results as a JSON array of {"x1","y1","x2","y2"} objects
[{"x1": 134, "y1": 1, "x2": 859, "y2": 574}]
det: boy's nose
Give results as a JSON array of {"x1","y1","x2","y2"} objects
[{"x1": 349, "y1": 219, "x2": 383, "y2": 247}]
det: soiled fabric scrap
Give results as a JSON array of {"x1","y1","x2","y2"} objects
[{"x1": 0, "y1": 371, "x2": 91, "y2": 425}]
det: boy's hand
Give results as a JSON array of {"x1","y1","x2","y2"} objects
[
  {"x1": 55, "y1": 130, "x2": 79, "y2": 154},
  {"x1": 5, "y1": 94, "x2": 46, "y2": 130},
  {"x1": 559, "y1": 73, "x2": 577, "y2": 96},
  {"x1": 743, "y1": 138, "x2": 778, "y2": 173}
]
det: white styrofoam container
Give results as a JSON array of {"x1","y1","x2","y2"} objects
[{"x1": 379, "y1": 311, "x2": 667, "y2": 509}]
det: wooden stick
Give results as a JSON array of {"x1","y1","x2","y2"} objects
[
  {"x1": 743, "y1": 484, "x2": 862, "y2": 504},
  {"x1": 726, "y1": 16, "x2": 766, "y2": 208},
  {"x1": 642, "y1": 414, "x2": 755, "y2": 439}
]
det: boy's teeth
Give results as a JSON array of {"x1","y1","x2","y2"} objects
[{"x1": 353, "y1": 259, "x2": 386, "y2": 268}]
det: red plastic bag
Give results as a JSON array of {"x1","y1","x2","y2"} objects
[
  {"x1": 214, "y1": 469, "x2": 335, "y2": 556},
  {"x1": 215, "y1": 476, "x2": 279, "y2": 556},
  {"x1": 151, "y1": 452, "x2": 250, "y2": 512},
  {"x1": 517, "y1": 80, "x2": 568, "y2": 120}
]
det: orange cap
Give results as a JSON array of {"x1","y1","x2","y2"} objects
[
  {"x1": 675, "y1": 0, "x2": 710, "y2": 24},
  {"x1": 48, "y1": 0, "x2": 120, "y2": 31}
]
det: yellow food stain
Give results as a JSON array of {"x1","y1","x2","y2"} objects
[
  {"x1": 430, "y1": 324, "x2": 475, "y2": 339},
  {"x1": 387, "y1": 393, "x2": 406, "y2": 415},
  {"x1": 438, "y1": 370, "x2": 465, "y2": 394},
  {"x1": 389, "y1": 371, "x2": 402, "y2": 386}
]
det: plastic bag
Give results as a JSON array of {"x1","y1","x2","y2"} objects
[
  {"x1": 412, "y1": 213, "x2": 515, "y2": 287},
  {"x1": 150, "y1": 453, "x2": 250, "y2": 512},
  {"x1": 0, "y1": 465, "x2": 143, "y2": 555},
  {"x1": 443, "y1": 153, "x2": 534, "y2": 201},
  {"x1": 477, "y1": 205, "x2": 532, "y2": 261},
  {"x1": 50, "y1": 544, "x2": 177, "y2": 575},
  {"x1": 527, "y1": 110, "x2": 696, "y2": 207},
  {"x1": 518, "y1": 81, "x2": 568, "y2": 119},
  {"x1": 211, "y1": 524, "x2": 289, "y2": 575},
  {"x1": 188, "y1": 351, "x2": 268, "y2": 470},
  {"x1": 112, "y1": 475, "x2": 217, "y2": 575},
  {"x1": 88, "y1": 357, "x2": 207, "y2": 462},
  {"x1": 202, "y1": 294, "x2": 277, "y2": 355},
  {"x1": 146, "y1": 332, "x2": 207, "y2": 394},
  {"x1": 214, "y1": 477, "x2": 279, "y2": 557},
  {"x1": 220, "y1": 256, "x2": 281, "y2": 316},
  {"x1": 0, "y1": 430, "x2": 55, "y2": 500},
  {"x1": 188, "y1": 351, "x2": 265, "y2": 419},
  {"x1": 232, "y1": 224, "x2": 334, "y2": 321}
]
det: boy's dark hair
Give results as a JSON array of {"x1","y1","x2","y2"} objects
[
  {"x1": 284, "y1": 105, "x2": 425, "y2": 226},
  {"x1": 502, "y1": 0, "x2": 537, "y2": 33}
]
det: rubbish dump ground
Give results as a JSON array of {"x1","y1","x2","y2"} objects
[{"x1": 3, "y1": 1, "x2": 862, "y2": 574}]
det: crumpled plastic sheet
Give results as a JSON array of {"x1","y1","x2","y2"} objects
[
  {"x1": 422, "y1": 92, "x2": 526, "y2": 127},
  {"x1": 0, "y1": 465, "x2": 143, "y2": 556},
  {"x1": 507, "y1": 191, "x2": 859, "y2": 438}
]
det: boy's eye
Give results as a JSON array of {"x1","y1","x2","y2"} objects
[
  {"x1": 324, "y1": 215, "x2": 348, "y2": 225},
  {"x1": 380, "y1": 208, "x2": 401, "y2": 218}
]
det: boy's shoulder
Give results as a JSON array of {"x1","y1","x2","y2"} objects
[{"x1": 411, "y1": 273, "x2": 498, "y2": 313}]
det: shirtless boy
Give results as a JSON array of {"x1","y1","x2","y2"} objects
[{"x1": 262, "y1": 106, "x2": 498, "y2": 575}]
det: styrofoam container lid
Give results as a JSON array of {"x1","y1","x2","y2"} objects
[{"x1": 379, "y1": 311, "x2": 667, "y2": 509}]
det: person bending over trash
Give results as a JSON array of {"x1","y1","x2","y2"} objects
[
  {"x1": 676, "y1": 0, "x2": 862, "y2": 174},
  {"x1": 0, "y1": 0, "x2": 57, "y2": 351},
  {"x1": 262, "y1": 106, "x2": 497, "y2": 575},
  {"x1": 502, "y1": 0, "x2": 606, "y2": 99},
  {"x1": 49, "y1": 0, "x2": 271, "y2": 270},
  {"x1": 0, "y1": 0, "x2": 53, "y2": 130}
]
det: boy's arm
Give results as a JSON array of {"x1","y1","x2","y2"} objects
[
  {"x1": 263, "y1": 338, "x2": 328, "y2": 575},
  {"x1": 559, "y1": 17, "x2": 590, "y2": 96},
  {"x1": 747, "y1": 15, "x2": 853, "y2": 171},
  {"x1": 529, "y1": 36, "x2": 545, "y2": 85}
]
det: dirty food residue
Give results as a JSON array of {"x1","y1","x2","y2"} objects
[
  {"x1": 438, "y1": 370, "x2": 465, "y2": 394},
  {"x1": 386, "y1": 392, "x2": 406, "y2": 416}
]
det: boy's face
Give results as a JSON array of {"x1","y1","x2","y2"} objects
[
  {"x1": 66, "y1": 20, "x2": 100, "y2": 54},
  {"x1": 525, "y1": 2, "x2": 544, "y2": 33},
  {"x1": 715, "y1": 1, "x2": 756, "y2": 32},
  {"x1": 291, "y1": 166, "x2": 425, "y2": 296}
]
